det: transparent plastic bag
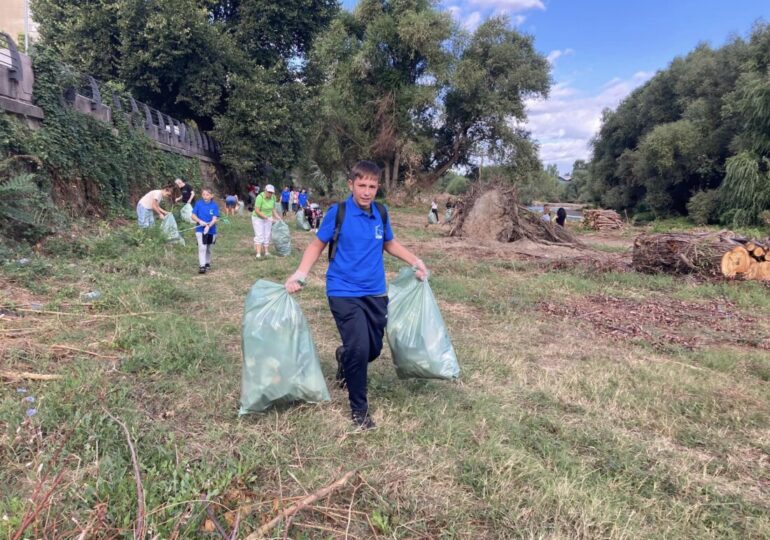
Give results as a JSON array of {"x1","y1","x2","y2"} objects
[
  {"x1": 180, "y1": 203, "x2": 194, "y2": 223},
  {"x1": 387, "y1": 267, "x2": 460, "y2": 380},
  {"x1": 160, "y1": 214, "x2": 185, "y2": 246},
  {"x1": 296, "y1": 210, "x2": 311, "y2": 231},
  {"x1": 239, "y1": 280, "x2": 330, "y2": 414},
  {"x1": 427, "y1": 211, "x2": 438, "y2": 224},
  {"x1": 272, "y1": 220, "x2": 292, "y2": 256}
]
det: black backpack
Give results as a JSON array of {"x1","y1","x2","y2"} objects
[{"x1": 328, "y1": 200, "x2": 389, "y2": 261}]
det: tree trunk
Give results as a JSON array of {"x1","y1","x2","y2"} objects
[
  {"x1": 383, "y1": 160, "x2": 391, "y2": 196},
  {"x1": 390, "y1": 148, "x2": 400, "y2": 194}
]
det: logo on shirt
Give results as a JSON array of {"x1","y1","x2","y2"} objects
[{"x1": 374, "y1": 225, "x2": 383, "y2": 240}]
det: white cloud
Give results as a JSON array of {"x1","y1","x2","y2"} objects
[
  {"x1": 546, "y1": 48, "x2": 574, "y2": 65},
  {"x1": 469, "y1": 0, "x2": 545, "y2": 12},
  {"x1": 446, "y1": 5, "x2": 462, "y2": 21},
  {"x1": 512, "y1": 14, "x2": 527, "y2": 25},
  {"x1": 524, "y1": 72, "x2": 655, "y2": 172},
  {"x1": 462, "y1": 11, "x2": 483, "y2": 31}
]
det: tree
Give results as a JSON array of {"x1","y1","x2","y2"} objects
[
  {"x1": 308, "y1": 7, "x2": 550, "y2": 192},
  {"x1": 426, "y1": 16, "x2": 550, "y2": 185},
  {"x1": 309, "y1": 0, "x2": 453, "y2": 193}
]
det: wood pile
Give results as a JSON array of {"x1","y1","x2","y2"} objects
[
  {"x1": 721, "y1": 241, "x2": 770, "y2": 280},
  {"x1": 449, "y1": 182, "x2": 580, "y2": 246},
  {"x1": 633, "y1": 232, "x2": 770, "y2": 281},
  {"x1": 583, "y1": 209, "x2": 624, "y2": 230}
]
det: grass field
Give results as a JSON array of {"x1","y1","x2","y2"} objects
[{"x1": 1, "y1": 208, "x2": 770, "y2": 539}]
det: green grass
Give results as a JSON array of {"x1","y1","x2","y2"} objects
[{"x1": 2, "y1": 209, "x2": 770, "y2": 539}]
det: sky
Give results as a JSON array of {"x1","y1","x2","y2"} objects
[{"x1": 340, "y1": 0, "x2": 769, "y2": 173}]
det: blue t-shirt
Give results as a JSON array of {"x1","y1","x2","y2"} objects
[
  {"x1": 298, "y1": 192, "x2": 308, "y2": 208},
  {"x1": 281, "y1": 189, "x2": 290, "y2": 203},
  {"x1": 193, "y1": 200, "x2": 220, "y2": 234},
  {"x1": 317, "y1": 196, "x2": 394, "y2": 297}
]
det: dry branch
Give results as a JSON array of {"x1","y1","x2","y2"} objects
[
  {"x1": 244, "y1": 470, "x2": 357, "y2": 540},
  {"x1": 632, "y1": 231, "x2": 746, "y2": 276},
  {"x1": 0, "y1": 370, "x2": 63, "y2": 381},
  {"x1": 104, "y1": 410, "x2": 146, "y2": 540}
]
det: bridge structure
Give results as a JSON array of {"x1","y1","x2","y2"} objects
[{"x1": 0, "y1": 32, "x2": 220, "y2": 164}]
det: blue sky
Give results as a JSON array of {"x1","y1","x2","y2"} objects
[{"x1": 340, "y1": 0, "x2": 768, "y2": 172}]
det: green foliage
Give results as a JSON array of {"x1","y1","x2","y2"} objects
[
  {"x1": 32, "y1": 0, "x2": 339, "y2": 175},
  {"x1": 719, "y1": 153, "x2": 770, "y2": 225},
  {"x1": 587, "y1": 24, "x2": 770, "y2": 222},
  {"x1": 686, "y1": 189, "x2": 721, "y2": 225},
  {"x1": 309, "y1": 8, "x2": 550, "y2": 191},
  {"x1": 446, "y1": 175, "x2": 469, "y2": 195},
  {"x1": 0, "y1": 47, "x2": 201, "y2": 247},
  {"x1": 0, "y1": 173, "x2": 58, "y2": 243}
]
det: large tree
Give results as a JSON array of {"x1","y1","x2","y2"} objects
[{"x1": 308, "y1": 5, "x2": 550, "y2": 192}]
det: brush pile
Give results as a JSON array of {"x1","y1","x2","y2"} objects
[
  {"x1": 449, "y1": 183, "x2": 579, "y2": 245},
  {"x1": 633, "y1": 232, "x2": 770, "y2": 280},
  {"x1": 583, "y1": 209, "x2": 624, "y2": 230}
]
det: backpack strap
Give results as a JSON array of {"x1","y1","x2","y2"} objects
[
  {"x1": 327, "y1": 200, "x2": 389, "y2": 262},
  {"x1": 328, "y1": 201, "x2": 346, "y2": 261}
]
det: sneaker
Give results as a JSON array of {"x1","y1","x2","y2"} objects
[
  {"x1": 335, "y1": 346, "x2": 346, "y2": 389},
  {"x1": 264, "y1": 251, "x2": 270, "y2": 257},
  {"x1": 351, "y1": 410, "x2": 376, "y2": 430},
  {"x1": 205, "y1": 263, "x2": 211, "y2": 270},
  {"x1": 256, "y1": 253, "x2": 261, "y2": 259},
  {"x1": 198, "y1": 266, "x2": 206, "y2": 274}
]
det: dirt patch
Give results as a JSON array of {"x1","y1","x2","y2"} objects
[{"x1": 539, "y1": 295, "x2": 770, "y2": 350}]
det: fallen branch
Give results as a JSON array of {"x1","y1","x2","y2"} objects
[
  {"x1": 201, "y1": 494, "x2": 230, "y2": 540},
  {"x1": 104, "y1": 410, "x2": 146, "y2": 540},
  {"x1": 0, "y1": 370, "x2": 63, "y2": 381},
  {"x1": 51, "y1": 344, "x2": 119, "y2": 360},
  {"x1": 244, "y1": 470, "x2": 357, "y2": 540}
]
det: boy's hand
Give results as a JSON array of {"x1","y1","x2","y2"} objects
[
  {"x1": 413, "y1": 259, "x2": 429, "y2": 281},
  {"x1": 285, "y1": 271, "x2": 307, "y2": 294}
]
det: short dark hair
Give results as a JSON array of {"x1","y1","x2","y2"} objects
[{"x1": 348, "y1": 160, "x2": 382, "y2": 182}]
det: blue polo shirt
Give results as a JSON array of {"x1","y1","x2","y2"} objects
[
  {"x1": 193, "y1": 200, "x2": 220, "y2": 234},
  {"x1": 298, "y1": 192, "x2": 308, "y2": 208},
  {"x1": 317, "y1": 196, "x2": 394, "y2": 297},
  {"x1": 281, "y1": 189, "x2": 290, "y2": 203}
]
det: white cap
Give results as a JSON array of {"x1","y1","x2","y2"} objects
[{"x1": 265, "y1": 184, "x2": 275, "y2": 193}]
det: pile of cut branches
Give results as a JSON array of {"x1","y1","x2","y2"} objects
[
  {"x1": 633, "y1": 231, "x2": 770, "y2": 280},
  {"x1": 449, "y1": 182, "x2": 579, "y2": 246}
]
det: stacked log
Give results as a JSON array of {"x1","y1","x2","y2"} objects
[
  {"x1": 583, "y1": 209, "x2": 624, "y2": 230},
  {"x1": 633, "y1": 232, "x2": 770, "y2": 281},
  {"x1": 722, "y1": 241, "x2": 770, "y2": 280}
]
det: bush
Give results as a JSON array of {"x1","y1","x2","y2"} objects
[
  {"x1": 686, "y1": 189, "x2": 720, "y2": 225},
  {"x1": 446, "y1": 176, "x2": 470, "y2": 195}
]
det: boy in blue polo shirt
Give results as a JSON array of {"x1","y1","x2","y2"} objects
[
  {"x1": 285, "y1": 160, "x2": 428, "y2": 430},
  {"x1": 192, "y1": 188, "x2": 220, "y2": 274}
]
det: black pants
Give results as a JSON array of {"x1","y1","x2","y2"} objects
[{"x1": 328, "y1": 295, "x2": 388, "y2": 413}]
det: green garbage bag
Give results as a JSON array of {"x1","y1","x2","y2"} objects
[
  {"x1": 387, "y1": 267, "x2": 460, "y2": 380},
  {"x1": 239, "y1": 280, "x2": 330, "y2": 414},
  {"x1": 444, "y1": 208, "x2": 454, "y2": 224},
  {"x1": 272, "y1": 220, "x2": 292, "y2": 256},
  {"x1": 296, "y1": 211, "x2": 311, "y2": 231},
  {"x1": 180, "y1": 203, "x2": 194, "y2": 223},
  {"x1": 160, "y1": 214, "x2": 185, "y2": 246},
  {"x1": 427, "y1": 211, "x2": 438, "y2": 224}
]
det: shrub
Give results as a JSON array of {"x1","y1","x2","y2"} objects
[
  {"x1": 446, "y1": 176, "x2": 469, "y2": 195},
  {"x1": 686, "y1": 189, "x2": 720, "y2": 225}
]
